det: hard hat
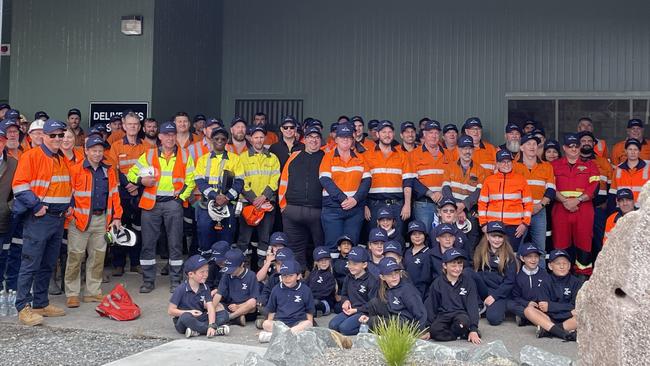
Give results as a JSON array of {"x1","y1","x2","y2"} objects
[
  {"x1": 241, "y1": 205, "x2": 272, "y2": 227},
  {"x1": 105, "y1": 226, "x2": 137, "y2": 247},
  {"x1": 208, "y1": 200, "x2": 230, "y2": 221},
  {"x1": 138, "y1": 166, "x2": 156, "y2": 178}
]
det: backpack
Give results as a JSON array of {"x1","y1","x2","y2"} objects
[{"x1": 95, "y1": 283, "x2": 141, "y2": 321}]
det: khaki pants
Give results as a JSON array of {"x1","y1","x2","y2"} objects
[{"x1": 64, "y1": 214, "x2": 107, "y2": 297}]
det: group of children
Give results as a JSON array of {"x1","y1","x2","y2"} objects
[{"x1": 168, "y1": 206, "x2": 582, "y2": 344}]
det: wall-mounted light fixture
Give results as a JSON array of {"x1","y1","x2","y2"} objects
[{"x1": 121, "y1": 16, "x2": 143, "y2": 36}]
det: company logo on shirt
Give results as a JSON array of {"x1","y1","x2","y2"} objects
[
  {"x1": 392, "y1": 297, "x2": 400, "y2": 305},
  {"x1": 414, "y1": 258, "x2": 421, "y2": 265},
  {"x1": 242, "y1": 283, "x2": 248, "y2": 290},
  {"x1": 564, "y1": 287, "x2": 571, "y2": 296},
  {"x1": 358, "y1": 285, "x2": 367, "y2": 293},
  {"x1": 200, "y1": 295, "x2": 206, "y2": 302},
  {"x1": 459, "y1": 288, "x2": 467, "y2": 296},
  {"x1": 294, "y1": 295, "x2": 302, "y2": 303},
  {"x1": 577, "y1": 165, "x2": 587, "y2": 172},
  {"x1": 537, "y1": 279, "x2": 543, "y2": 287},
  {"x1": 493, "y1": 257, "x2": 500, "y2": 264},
  {"x1": 317, "y1": 276, "x2": 324, "y2": 284}
]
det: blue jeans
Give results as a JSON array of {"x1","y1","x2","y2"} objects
[
  {"x1": 413, "y1": 200, "x2": 437, "y2": 234},
  {"x1": 321, "y1": 205, "x2": 364, "y2": 254},
  {"x1": 329, "y1": 312, "x2": 363, "y2": 335},
  {"x1": 527, "y1": 210, "x2": 547, "y2": 268},
  {"x1": 16, "y1": 214, "x2": 65, "y2": 311},
  {"x1": 196, "y1": 205, "x2": 237, "y2": 252}
]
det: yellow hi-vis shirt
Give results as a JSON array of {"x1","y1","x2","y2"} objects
[
  {"x1": 127, "y1": 148, "x2": 195, "y2": 201},
  {"x1": 239, "y1": 147, "x2": 280, "y2": 202}
]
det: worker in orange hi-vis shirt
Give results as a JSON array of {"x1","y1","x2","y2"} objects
[
  {"x1": 610, "y1": 119, "x2": 650, "y2": 165},
  {"x1": 603, "y1": 188, "x2": 635, "y2": 246},
  {"x1": 609, "y1": 138, "x2": 650, "y2": 205},
  {"x1": 106, "y1": 114, "x2": 125, "y2": 145},
  {"x1": 462, "y1": 117, "x2": 497, "y2": 172},
  {"x1": 251, "y1": 112, "x2": 279, "y2": 148},
  {"x1": 576, "y1": 117, "x2": 608, "y2": 159},
  {"x1": 351, "y1": 116, "x2": 373, "y2": 153},
  {"x1": 398, "y1": 121, "x2": 419, "y2": 153},
  {"x1": 226, "y1": 116, "x2": 249, "y2": 155},
  {"x1": 497, "y1": 123, "x2": 522, "y2": 161}
]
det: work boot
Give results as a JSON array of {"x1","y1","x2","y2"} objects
[
  {"x1": 18, "y1": 305, "x2": 44, "y2": 326},
  {"x1": 32, "y1": 304, "x2": 66, "y2": 317},
  {"x1": 139, "y1": 282, "x2": 155, "y2": 293},
  {"x1": 112, "y1": 267, "x2": 124, "y2": 277},
  {"x1": 66, "y1": 296, "x2": 80, "y2": 308},
  {"x1": 83, "y1": 294, "x2": 104, "y2": 303}
]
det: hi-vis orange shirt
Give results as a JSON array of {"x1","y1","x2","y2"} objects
[
  {"x1": 319, "y1": 148, "x2": 371, "y2": 208},
  {"x1": 441, "y1": 160, "x2": 489, "y2": 206},
  {"x1": 69, "y1": 160, "x2": 123, "y2": 231},
  {"x1": 107, "y1": 136, "x2": 149, "y2": 177},
  {"x1": 594, "y1": 139, "x2": 608, "y2": 159},
  {"x1": 513, "y1": 158, "x2": 556, "y2": 204},
  {"x1": 473, "y1": 140, "x2": 497, "y2": 172},
  {"x1": 609, "y1": 159, "x2": 650, "y2": 204},
  {"x1": 610, "y1": 138, "x2": 650, "y2": 165},
  {"x1": 365, "y1": 145, "x2": 415, "y2": 201},
  {"x1": 410, "y1": 144, "x2": 451, "y2": 200},
  {"x1": 478, "y1": 171, "x2": 533, "y2": 226}
]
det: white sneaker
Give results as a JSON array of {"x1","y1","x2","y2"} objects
[
  {"x1": 216, "y1": 325, "x2": 230, "y2": 336},
  {"x1": 258, "y1": 330, "x2": 272, "y2": 343},
  {"x1": 185, "y1": 328, "x2": 199, "y2": 338}
]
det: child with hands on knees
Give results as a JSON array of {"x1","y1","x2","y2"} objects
[
  {"x1": 211, "y1": 249, "x2": 260, "y2": 327},
  {"x1": 306, "y1": 247, "x2": 339, "y2": 316}
]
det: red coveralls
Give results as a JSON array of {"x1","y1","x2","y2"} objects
[{"x1": 551, "y1": 157, "x2": 600, "y2": 275}]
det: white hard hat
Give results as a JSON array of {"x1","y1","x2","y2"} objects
[
  {"x1": 138, "y1": 166, "x2": 155, "y2": 178},
  {"x1": 208, "y1": 200, "x2": 230, "y2": 221},
  {"x1": 29, "y1": 119, "x2": 45, "y2": 133},
  {"x1": 107, "y1": 227, "x2": 137, "y2": 247}
]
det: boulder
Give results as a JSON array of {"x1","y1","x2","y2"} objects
[
  {"x1": 309, "y1": 327, "x2": 351, "y2": 348},
  {"x1": 351, "y1": 333, "x2": 378, "y2": 349},
  {"x1": 411, "y1": 339, "x2": 469, "y2": 362},
  {"x1": 263, "y1": 322, "x2": 326, "y2": 366},
  {"x1": 520, "y1": 345, "x2": 575, "y2": 366},
  {"x1": 468, "y1": 340, "x2": 516, "y2": 365},
  {"x1": 232, "y1": 352, "x2": 276, "y2": 366},
  {"x1": 576, "y1": 182, "x2": 650, "y2": 365}
]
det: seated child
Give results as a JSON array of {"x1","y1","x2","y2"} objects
[
  {"x1": 333, "y1": 235, "x2": 353, "y2": 294},
  {"x1": 403, "y1": 220, "x2": 435, "y2": 299},
  {"x1": 329, "y1": 246, "x2": 379, "y2": 335},
  {"x1": 256, "y1": 247, "x2": 295, "y2": 329},
  {"x1": 506, "y1": 243, "x2": 549, "y2": 326},
  {"x1": 206, "y1": 240, "x2": 230, "y2": 290},
  {"x1": 257, "y1": 232, "x2": 289, "y2": 283},
  {"x1": 431, "y1": 223, "x2": 470, "y2": 276},
  {"x1": 366, "y1": 228, "x2": 387, "y2": 277},
  {"x1": 524, "y1": 250, "x2": 582, "y2": 341},
  {"x1": 425, "y1": 249, "x2": 481, "y2": 344},
  {"x1": 306, "y1": 247, "x2": 338, "y2": 316},
  {"x1": 383, "y1": 240, "x2": 403, "y2": 263},
  {"x1": 211, "y1": 249, "x2": 259, "y2": 326},
  {"x1": 259, "y1": 260, "x2": 315, "y2": 343},
  {"x1": 375, "y1": 206, "x2": 405, "y2": 246},
  {"x1": 168, "y1": 255, "x2": 230, "y2": 338}
]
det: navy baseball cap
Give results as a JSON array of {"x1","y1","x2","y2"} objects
[
  {"x1": 109, "y1": 114, "x2": 123, "y2": 123},
  {"x1": 368, "y1": 228, "x2": 388, "y2": 242},
  {"x1": 336, "y1": 235, "x2": 354, "y2": 246},
  {"x1": 68, "y1": 108, "x2": 81, "y2": 117},
  {"x1": 184, "y1": 254, "x2": 209, "y2": 273},
  {"x1": 34, "y1": 111, "x2": 49, "y2": 120},
  {"x1": 1, "y1": 119, "x2": 19, "y2": 132},
  {"x1": 463, "y1": 117, "x2": 482, "y2": 130},
  {"x1": 496, "y1": 149, "x2": 513, "y2": 162},
  {"x1": 269, "y1": 232, "x2": 289, "y2": 247},
  {"x1": 368, "y1": 120, "x2": 380, "y2": 131},
  {"x1": 248, "y1": 125, "x2": 266, "y2": 135},
  {"x1": 351, "y1": 116, "x2": 364, "y2": 124},
  {"x1": 457, "y1": 135, "x2": 474, "y2": 148},
  {"x1": 548, "y1": 249, "x2": 570, "y2": 262},
  {"x1": 563, "y1": 133, "x2": 579, "y2": 146},
  {"x1": 89, "y1": 123, "x2": 108, "y2": 135},
  {"x1": 544, "y1": 139, "x2": 561, "y2": 152},
  {"x1": 221, "y1": 249, "x2": 245, "y2": 274},
  {"x1": 400, "y1": 121, "x2": 416, "y2": 133},
  {"x1": 304, "y1": 126, "x2": 322, "y2": 138},
  {"x1": 313, "y1": 246, "x2": 331, "y2": 261},
  {"x1": 443, "y1": 123, "x2": 458, "y2": 134},
  {"x1": 275, "y1": 247, "x2": 295, "y2": 262},
  {"x1": 407, "y1": 220, "x2": 426, "y2": 234},
  {"x1": 347, "y1": 246, "x2": 369, "y2": 263},
  {"x1": 308, "y1": 119, "x2": 324, "y2": 129},
  {"x1": 378, "y1": 257, "x2": 402, "y2": 275},
  {"x1": 628, "y1": 119, "x2": 644, "y2": 128},
  {"x1": 505, "y1": 123, "x2": 521, "y2": 134},
  {"x1": 439, "y1": 197, "x2": 457, "y2": 208},
  {"x1": 577, "y1": 131, "x2": 596, "y2": 142},
  {"x1": 625, "y1": 138, "x2": 642, "y2": 150},
  {"x1": 336, "y1": 123, "x2": 354, "y2": 138},
  {"x1": 330, "y1": 124, "x2": 338, "y2": 133},
  {"x1": 520, "y1": 133, "x2": 541, "y2": 145},
  {"x1": 532, "y1": 127, "x2": 546, "y2": 138},
  {"x1": 435, "y1": 223, "x2": 456, "y2": 237},
  {"x1": 278, "y1": 260, "x2": 301, "y2": 275},
  {"x1": 442, "y1": 248, "x2": 467, "y2": 263},
  {"x1": 281, "y1": 116, "x2": 297, "y2": 126},
  {"x1": 193, "y1": 114, "x2": 207, "y2": 122},
  {"x1": 518, "y1": 243, "x2": 544, "y2": 257},
  {"x1": 4, "y1": 109, "x2": 19, "y2": 121},
  {"x1": 422, "y1": 120, "x2": 442, "y2": 131},
  {"x1": 377, "y1": 206, "x2": 394, "y2": 220},
  {"x1": 378, "y1": 120, "x2": 394, "y2": 131},
  {"x1": 205, "y1": 118, "x2": 223, "y2": 128},
  {"x1": 0, "y1": 103, "x2": 9, "y2": 110},
  {"x1": 230, "y1": 116, "x2": 246, "y2": 127},
  {"x1": 616, "y1": 188, "x2": 634, "y2": 200},
  {"x1": 210, "y1": 241, "x2": 230, "y2": 262},
  {"x1": 43, "y1": 119, "x2": 67, "y2": 134},
  {"x1": 210, "y1": 127, "x2": 229, "y2": 139},
  {"x1": 159, "y1": 121, "x2": 177, "y2": 134},
  {"x1": 523, "y1": 120, "x2": 537, "y2": 129},
  {"x1": 383, "y1": 241, "x2": 403, "y2": 256},
  {"x1": 486, "y1": 221, "x2": 506, "y2": 234},
  {"x1": 85, "y1": 135, "x2": 108, "y2": 149}
]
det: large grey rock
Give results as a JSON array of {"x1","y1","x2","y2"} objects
[
  {"x1": 352, "y1": 333, "x2": 379, "y2": 349},
  {"x1": 263, "y1": 322, "x2": 326, "y2": 366},
  {"x1": 520, "y1": 345, "x2": 575, "y2": 366},
  {"x1": 411, "y1": 339, "x2": 469, "y2": 361},
  {"x1": 576, "y1": 182, "x2": 650, "y2": 365},
  {"x1": 309, "y1": 327, "x2": 342, "y2": 348},
  {"x1": 235, "y1": 352, "x2": 276, "y2": 366},
  {"x1": 468, "y1": 340, "x2": 516, "y2": 365}
]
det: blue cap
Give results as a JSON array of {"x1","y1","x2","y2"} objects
[
  {"x1": 577, "y1": 130, "x2": 596, "y2": 142},
  {"x1": 378, "y1": 120, "x2": 394, "y2": 131},
  {"x1": 616, "y1": 188, "x2": 634, "y2": 200},
  {"x1": 278, "y1": 260, "x2": 301, "y2": 275},
  {"x1": 269, "y1": 232, "x2": 288, "y2": 247},
  {"x1": 628, "y1": 119, "x2": 644, "y2": 128},
  {"x1": 68, "y1": 108, "x2": 81, "y2": 117},
  {"x1": 457, "y1": 135, "x2": 474, "y2": 148},
  {"x1": 422, "y1": 120, "x2": 442, "y2": 131},
  {"x1": 85, "y1": 135, "x2": 108, "y2": 149},
  {"x1": 496, "y1": 149, "x2": 513, "y2": 162},
  {"x1": 43, "y1": 119, "x2": 67, "y2": 134},
  {"x1": 34, "y1": 111, "x2": 49, "y2": 120},
  {"x1": 435, "y1": 223, "x2": 456, "y2": 237},
  {"x1": 330, "y1": 124, "x2": 338, "y2": 133},
  {"x1": 463, "y1": 117, "x2": 482, "y2": 130},
  {"x1": 368, "y1": 228, "x2": 388, "y2": 242},
  {"x1": 0, "y1": 128, "x2": 6, "y2": 138},
  {"x1": 383, "y1": 241, "x2": 402, "y2": 256},
  {"x1": 347, "y1": 246, "x2": 368, "y2": 262},
  {"x1": 210, "y1": 241, "x2": 230, "y2": 262},
  {"x1": 193, "y1": 114, "x2": 207, "y2": 122},
  {"x1": 1, "y1": 119, "x2": 19, "y2": 132},
  {"x1": 407, "y1": 220, "x2": 426, "y2": 234},
  {"x1": 400, "y1": 121, "x2": 416, "y2": 133},
  {"x1": 523, "y1": 120, "x2": 537, "y2": 128},
  {"x1": 307, "y1": 119, "x2": 323, "y2": 129},
  {"x1": 351, "y1": 116, "x2": 364, "y2": 124},
  {"x1": 304, "y1": 126, "x2": 322, "y2": 138},
  {"x1": 442, "y1": 248, "x2": 467, "y2": 263},
  {"x1": 248, "y1": 125, "x2": 266, "y2": 135},
  {"x1": 544, "y1": 139, "x2": 561, "y2": 152},
  {"x1": 184, "y1": 254, "x2": 208, "y2": 273},
  {"x1": 378, "y1": 257, "x2": 402, "y2": 275},
  {"x1": 5, "y1": 109, "x2": 20, "y2": 121},
  {"x1": 221, "y1": 249, "x2": 245, "y2": 274},
  {"x1": 518, "y1": 243, "x2": 544, "y2": 257},
  {"x1": 231, "y1": 116, "x2": 247, "y2": 127},
  {"x1": 486, "y1": 221, "x2": 506, "y2": 234},
  {"x1": 89, "y1": 123, "x2": 108, "y2": 135},
  {"x1": 159, "y1": 121, "x2": 177, "y2": 134},
  {"x1": 377, "y1": 206, "x2": 394, "y2": 220},
  {"x1": 439, "y1": 197, "x2": 457, "y2": 208},
  {"x1": 313, "y1": 246, "x2": 331, "y2": 261},
  {"x1": 532, "y1": 127, "x2": 546, "y2": 137},
  {"x1": 336, "y1": 235, "x2": 354, "y2": 246},
  {"x1": 443, "y1": 123, "x2": 458, "y2": 134},
  {"x1": 520, "y1": 133, "x2": 541, "y2": 145},
  {"x1": 505, "y1": 123, "x2": 521, "y2": 134},
  {"x1": 275, "y1": 247, "x2": 295, "y2": 262},
  {"x1": 368, "y1": 120, "x2": 380, "y2": 131},
  {"x1": 0, "y1": 103, "x2": 9, "y2": 110},
  {"x1": 210, "y1": 127, "x2": 229, "y2": 139},
  {"x1": 625, "y1": 138, "x2": 642, "y2": 150},
  {"x1": 563, "y1": 133, "x2": 579, "y2": 146},
  {"x1": 548, "y1": 249, "x2": 570, "y2": 262},
  {"x1": 336, "y1": 123, "x2": 354, "y2": 138},
  {"x1": 109, "y1": 114, "x2": 123, "y2": 123},
  {"x1": 282, "y1": 115, "x2": 297, "y2": 126},
  {"x1": 205, "y1": 118, "x2": 223, "y2": 128}
]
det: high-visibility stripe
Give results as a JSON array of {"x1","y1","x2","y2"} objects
[
  {"x1": 452, "y1": 192, "x2": 468, "y2": 200},
  {"x1": 161, "y1": 171, "x2": 173, "y2": 177},
  {"x1": 559, "y1": 191, "x2": 582, "y2": 198},
  {"x1": 598, "y1": 189, "x2": 608, "y2": 196},
  {"x1": 481, "y1": 163, "x2": 495, "y2": 171},
  {"x1": 449, "y1": 181, "x2": 480, "y2": 192},
  {"x1": 256, "y1": 249, "x2": 267, "y2": 257},
  {"x1": 479, "y1": 195, "x2": 489, "y2": 202},
  {"x1": 13, "y1": 184, "x2": 30, "y2": 193},
  {"x1": 31, "y1": 180, "x2": 49, "y2": 188},
  {"x1": 527, "y1": 180, "x2": 546, "y2": 187},
  {"x1": 183, "y1": 217, "x2": 193, "y2": 224},
  {"x1": 370, "y1": 168, "x2": 403, "y2": 175},
  {"x1": 331, "y1": 166, "x2": 364, "y2": 173},
  {"x1": 588, "y1": 175, "x2": 600, "y2": 183},
  {"x1": 427, "y1": 186, "x2": 443, "y2": 192},
  {"x1": 417, "y1": 169, "x2": 444, "y2": 176},
  {"x1": 12, "y1": 238, "x2": 23, "y2": 245},
  {"x1": 546, "y1": 183, "x2": 556, "y2": 190},
  {"x1": 369, "y1": 187, "x2": 403, "y2": 194},
  {"x1": 74, "y1": 207, "x2": 90, "y2": 215},
  {"x1": 522, "y1": 197, "x2": 532, "y2": 203},
  {"x1": 51, "y1": 175, "x2": 70, "y2": 183},
  {"x1": 362, "y1": 172, "x2": 371, "y2": 179},
  {"x1": 244, "y1": 170, "x2": 280, "y2": 176},
  {"x1": 74, "y1": 191, "x2": 92, "y2": 197},
  {"x1": 119, "y1": 159, "x2": 139, "y2": 167},
  {"x1": 322, "y1": 190, "x2": 357, "y2": 197},
  {"x1": 488, "y1": 193, "x2": 522, "y2": 200},
  {"x1": 402, "y1": 173, "x2": 418, "y2": 179},
  {"x1": 169, "y1": 259, "x2": 184, "y2": 266},
  {"x1": 142, "y1": 191, "x2": 156, "y2": 200},
  {"x1": 319, "y1": 172, "x2": 332, "y2": 178},
  {"x1": 156, "y1": 190, "x2": 175, "y2": 196},
  {"x1": 485, "y1": 211, "x2": 524, "y2": 219},
  {"x1": 43, "y1": 196, "x2": 71, "y2": 204},
  {"x1": 140, "y1": 259, "x2": 156, "y2": 265},
  {"x1": 2, "y1": 244, "x2": 9, "y2": 250}
]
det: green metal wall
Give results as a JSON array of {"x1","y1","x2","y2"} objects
[{"x1": 0, "y1": 0, "x2": 12, "y2": 104}]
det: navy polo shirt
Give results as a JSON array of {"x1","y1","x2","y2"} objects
[
  {"x1": 83, "y1": 160, "x2": 109, "y2": 212},
  {"x1": 169, "y1": 281, "x2": 211, "y2": 312},
  {"x1": 340, "y1": 271, "x2": 378, "y2": 308},
  {"x1": 266, "y1": 281, "x2": 315, "y2": 325},
  {"x1": 217, "y1": 268, "x2": 260, "y2": 304}
]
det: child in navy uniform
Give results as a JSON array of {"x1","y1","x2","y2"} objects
[
  {"x1": 524, "y1": 250, "x2": 581, "y2": 341},
  {"x1": 256, "y1": 247, "x2": 295, "y2": 329},
  {"x1": 367, "y1": 228, "x2": 387, "y2": 277},
  {"x1": 471, "y1": 221, "x2": 518, "y2": 326},
  {"x1": 359, "y1": 257, "x2": 429, "y2": 339},
  {"x1": 403, "y1": 220, "x2": 435, "y2": 299},
  {"x1": 206, "y1": 241, "x2": 230, "y2": 290},
  {"x1": 259, "y1": 260, "x2": 315, "y2": 343},
  {"x1": 376, "y1": 206, "x2": 405, "y2": 247},
  {"x1": 168, "y1": 255, "x2": 230, "y2": 338},
  {"x1": 383, "y1": 240, "x2": 403, "y2": 263},
  {"x1": 329, "y1": 246, "x2": 379, "y2": 335},
  {"x1": 211, "y1": 249, "x2": 260, "y2": 327},
  {"x1": 425, "y1": 249, "x2": 481, "y2": 344},
  {"x1": 436, "y1": 198, "x2": 471, "y2": 250},
  {"x1": 506, "y1": 243, "x2": 549, "y2": 326},
  {"x1": 257, "y1": 232, "x2": 289, "y2": 283},
  {"x1": 431, "y1": 223, "x2": 469, "y2": 276},
  {"x1": 333, "y1": 235, "x2": 353, "y2": 294},
  {"x1": 306, "y1": 247, "x2": 338, "y2": 316}
]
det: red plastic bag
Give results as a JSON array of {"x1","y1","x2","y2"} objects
[{"x1": 95, "y1": 283, "x2": 141, "y2": 321}]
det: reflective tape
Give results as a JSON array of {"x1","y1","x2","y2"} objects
[
  {"x1": 370, "y1": 168, "x2": 403, "y2": 175},
  {"x1": 140, "y1": 259, "x2": 156, "y2": 265},
  {"x1": 417, "y1": 169, "x2": 444, "y2": 176},
  {"x1": 331, "y1": 166, "x2": 364, "y2": 173},
  {"x1": 43, "y1": 196, "x2": 71, "y2": 204},
  {"x1": 368, "y1": 187, "x2": 403, "y2": 194},
  {"x1": 169, "y1": 259, "x2": 184, "y2": 266}
]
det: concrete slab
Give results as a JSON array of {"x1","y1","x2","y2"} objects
[{"x1": 105, "y1": 339, "x2": 267, "y2": 366}]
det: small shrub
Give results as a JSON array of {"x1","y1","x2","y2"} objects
[{"x1": 374, "y1": 316, "x2": 421, "y2": 366}]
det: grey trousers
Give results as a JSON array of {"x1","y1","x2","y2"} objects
[{"x1": 140, "y1": 200, "x2": 184, "y2": 284}]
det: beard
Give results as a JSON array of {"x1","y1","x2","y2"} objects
[
  {"x1": 144, "y1": 131, "x2": 158, "y2": 139},
  {"x1": 506, "y1": 140, "x2": 520, "y2": 153},
  {"x1": 580, "y1": 145, "x2": 594, "y2": 155}
]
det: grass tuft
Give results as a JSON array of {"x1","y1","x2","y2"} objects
[{"x1": 374, "y1": 316, "x2": 420, "y2": 366}]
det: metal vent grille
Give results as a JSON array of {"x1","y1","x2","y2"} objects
[{"x1": 234, "y1": 99, "x2": 304, "y2": 129}]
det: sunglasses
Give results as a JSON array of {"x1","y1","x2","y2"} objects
[
  {"x1": 48, "y1": 133, "x2": 65, "y2": 138},
  {"x1": 281, "y1": 125, "x2": 296, "y2": 130}
]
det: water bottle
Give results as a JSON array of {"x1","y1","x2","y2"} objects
[
  {"x1": 0, "y1": 290, "x2": 7, "y2": 317},
  {"x1": 8, "y1": 291, "x2": 17, "y2": 316},
  {"x1": 359, "y1": 322, "x2": 369, "y2": 333}
]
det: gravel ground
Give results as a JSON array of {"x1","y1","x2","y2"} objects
[
  {"x1": 0, "y1": 323, "x2": 170, "y2": 366},
  {"x1": 313, "y1": 348, "x2": 480, "y2": 366}
]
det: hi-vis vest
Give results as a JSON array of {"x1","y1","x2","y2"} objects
[
  {"x1": 139, "y1": 147, "x2": 193, "y2": 210},
  {"x1": 70, "y1": 161, "x2": 123, "y2": 231}
]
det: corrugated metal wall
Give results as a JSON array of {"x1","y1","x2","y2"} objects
[
  {"x1": 221, "y1": 0, "x2": 650, "y2": 141},
  {"x1": 0, "y1": 0, "x2": 12, "y2": 103}
]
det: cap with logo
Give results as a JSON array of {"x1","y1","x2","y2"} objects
[
  {"x1": 248, "y1": 125, "x2": 267, "y2": 136},
  {"x1": 275, "y1": 247, "x2": 295, "y2": 262},
  {"x1": 210, "y1": 241, "x2": 230, "y2": 262},
  {"x1": 400, "y1": 121, "x2": 417, "y2": 133},
  {"x1": 616, "y1": 188, "x2": 634, "y2": 201},
  {"x1": 407, "y1": 220, "x2": 426, "y2": 234},
  {"x1": 442, "y1": 248, "x2": 467, "y2": 263},
  {"x1": 184, "y1": 254, "x2": 208, "y2": 273},
  {"x1": 270, "y1": 232, "x2": 289, "y2": 247},
  {"x1": 627, "y1": 119, "x2": 644, "y2": 128},
  {"x1": 159, "y1": 121, "x2": 177, "y2": 134},
  {"x1": 520, "y1": 133, "x2": 541, "y2": 145},
  {"x1": 463, "y1": 117, "x2": 482, "y2": 130},
  {"x1": 486, "y1": 221, "x2": 506, "y2": 234},
  {"x1": 347, "y1": 246, "x2": 369, "y2": 262},
  {"x1": 439, "y1": 197, "x2": 458, "y2": 208},
  {"x1": 68, "y1": 108, "x2": 81, "y2": 118},
  {"x1": 457, "y1": 135, "x2": 474, "y2": 148},
  {"x1": 435, "y1": 223, "x2": 456, "y2": 237},
  {"x1": 5, "y1": 109, "x2": 20, "y2": 121},
  {"x1": 278, "y1": 260, "x2": 301, "y2": 275},
  {"x1": 378, "y1": 257, "x2": 403, "y2": 275},
  {"x1": 368, "y1": 120, "x2": 380, "y2": 131},
  {"x1": 221, "y1": 249, "x2": 245, "y2": 274},
  {"x1": 336, "y1": 235, "x2": 354, "y2": 247},
  {"x1": 304, "y1": 126, "x2": 322, "y2": 138},
  {"x1": 505, "y1": 123, "x2": 521, "y2": 134},
  {"x1": 109, "y1": 114, "x2": 123, "y2": 123},
  {"x1": 518, "y1": 243, "x2": 544, "y2": 257},
  {"x1": 85, "y1": 135, "x2": 108, "y2": 149},
  {"x1": 313, "y1": 246, "x2": 331, "y2": 261},
  {"x1": 336, "y1": 123, "x2": 354, "y2": 138},
  {"x1": 368, "y1": 228, "x2": 388, "y2": 242},
  {"x1": 383, "y1": 241, "x2": 403, "y2": 256},
  {"x1": 205, "y1": 118, "x2": 223, "y2": 128},
  {"x1": 34, "y1": 111, "x2": 50, "y2": 121},
  {"x1": 43, "y1": 120, "x2": 67, "y2": 134},
  {"x1": 563, "y1": 133, "x2": 579, "y2": 146},
  {"x1": 231, "y1": 116, "x2": 247, "y2": 127},
  {"x1": 193, "y1": 114, "x2": 207, "y2": 122},
  {"x1": 443, "y1": 123, "x2": 458, "y2": 134},
  {"x1": 377, "y1": 206, "x2": 394, "y2": 220},
  {"x1": 210, "y1": 127, "x2": 229, "y2": 139},
  {"x1": 625, "y1": 138, "x2": 642, "y2": 150},
  {"x1": 422, "y1": 120, "x2": 442, "y2": 131},
  {"x1": 496, "y1": 149, "x2": 513, "y2": 162},
  {"x1": 548, "y1": 249, "x2": 570, "y2": 262}
]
